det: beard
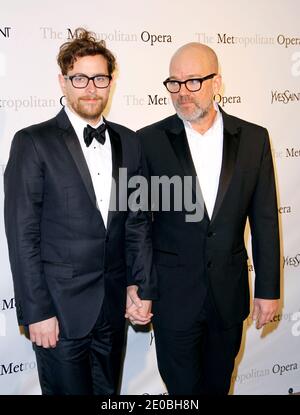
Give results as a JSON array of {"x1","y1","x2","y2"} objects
[
  {"x1": 174, "y1": 97, "x2": 213, "y2": 123},
  {"x1": 67, "y1": 95, "x2": 107, "y2": 122}
]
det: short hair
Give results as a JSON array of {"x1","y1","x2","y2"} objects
[{"x1": 57, "y1": 28, "x2": 116, "y2": 75}]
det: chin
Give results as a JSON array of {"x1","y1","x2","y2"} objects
[{"x1": 178, "y1": 110, "x2": 196, "y2": 120}]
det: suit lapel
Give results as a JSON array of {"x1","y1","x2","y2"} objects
[
  {"x1": 210, "y1": 108, "x2": 241, "y2": 223},
  {"x1": 166, "y1": 116, "x2": 204, "y2": 208},
  {"x1": 105, "y1": 119, "x2": 123, "y2": 230},
  {"x1": 56, "y1": 109, "x2": 98, "y2": 210}
]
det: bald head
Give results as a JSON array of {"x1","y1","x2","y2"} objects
[
  {"x1": 170, "y1": 43, "x2": 219, "y2": 78},
  {"x1": 167, "y1": 43, "x2": 222, "y2": 129}
]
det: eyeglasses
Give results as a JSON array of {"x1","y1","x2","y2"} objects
[
  {"x1": 64, "y1": 74, "x2": 112, "y2": 89},
  {"x1": 163, "y1": 73, "x2": 216, "y2": 93}
]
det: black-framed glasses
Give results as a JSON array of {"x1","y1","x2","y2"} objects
[
  {"x1": 64, "y1": 74, "x2": 112, "y2": 89},
  {"x1": 163, "y1": 73, "x2": 216, "y2": 93}
]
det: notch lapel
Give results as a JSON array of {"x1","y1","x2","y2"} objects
[
  {"x1": 166, "y1": 116, "x2": 206, "y2": 213},
  {"x1": 56, "y1": 109, "x2": 98, "y2": 210},
  {"x1": 210, "y1": 110, "x2": 241, "y2": 223},
  {"x1": 105, "y1": 119, "x2": 123, "y2": 230}
]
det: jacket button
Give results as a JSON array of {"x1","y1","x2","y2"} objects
[
  {"x1": 104, "y1": 266, "x2": 108, "y2": 273},
  {"x1": 105, "y1": 235, "x2": 109, "y2": 243},
  {"x1": 207, "y1": 261, "x2": 212, "y2": 269},
  {"x1": 207, "y1": 231, "x2": 215, "y2": 237}
]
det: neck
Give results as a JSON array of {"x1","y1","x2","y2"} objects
[
  {"x1": 85, "y1": 118, "x2": 100, "y2": 126},
  {"x1": 66, "y1": 105, "x2": 102, "y2": 126},
  {"x1": 85, "y1": 117, "x2": 101, "y2": 127}
]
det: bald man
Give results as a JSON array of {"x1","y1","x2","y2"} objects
[{"x1": 131, "y1": 43, "x2": 280, "y2": 394}]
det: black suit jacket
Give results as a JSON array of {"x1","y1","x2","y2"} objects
[
  {"x1": 4, "y1": 109, "x2": 156, "y2": 339},
  {"x1": 138, "y1": 108, "x2": 280, "y2": 329}
]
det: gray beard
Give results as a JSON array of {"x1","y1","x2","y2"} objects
[{"x1": 174, "y1": 101, "x2": 211, "y2": 123}]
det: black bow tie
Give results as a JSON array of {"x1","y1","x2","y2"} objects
[{"x1": 83, "y1": 123, "x2": 107, "y2": 147}]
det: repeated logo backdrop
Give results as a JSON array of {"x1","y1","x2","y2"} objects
[{"x1": 0, "y1": 0, "x2": 299, "y2": 395}]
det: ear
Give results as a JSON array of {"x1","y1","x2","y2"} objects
[
  {"x1": 58, "y1": 74, "x2": 67, "y2": 94},
  {"x1": 212, "y1": 74, "x2": 222, "y2": 96},
  {"x1": 109, "y1": 74, "x2": 115, "y2": 87}
]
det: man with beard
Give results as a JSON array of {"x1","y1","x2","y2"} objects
[
  {"x1": 131, "y1": 43, "x2": 280, "y2": 394},
  {"x1": 4, "y1": 28, "x2": 153, "y2": 395}
]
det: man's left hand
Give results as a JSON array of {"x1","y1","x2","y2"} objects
[
  {"x1": 252, "y1": 298, "x2": 279, "y2": 329},
  {"x1": 125, "y1": 285, "x2": 153, "y2": 326}
]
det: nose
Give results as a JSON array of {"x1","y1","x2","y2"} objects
[
  {"x1": 178, "y1": 83, "x2": 190, "y2": 96},
  {"x1": 86, "y1": 78, "x2": 96, "y2": 92}
]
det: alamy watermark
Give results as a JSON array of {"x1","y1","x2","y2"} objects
[
  {"x1": 110, "y1": 168, "x2": 204, "y2": 223},
  {"x1": 291, "y1": 51, "x2": 300, "y2": 77}
]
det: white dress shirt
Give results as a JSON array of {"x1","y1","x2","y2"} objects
[
  {"x1": 65, "y1": 106, "x2": 112, "y2": 228},
  {"x1": 184, "y1": 106, "x2": 224, "y2": 219}
]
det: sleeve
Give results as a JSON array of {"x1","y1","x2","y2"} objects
[
  {"x1": 125, "y1": 137, "x2": 158, "y2": 300},
  {"x1": 248, "y1": 129, "x2": 280, "y2": 299},
  {"x1": 4, "y1": 130, "x2": 56, "y2": 326}
]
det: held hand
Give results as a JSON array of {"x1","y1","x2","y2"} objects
[
  {"x1": 126, "y1": 285, "x2": 143, "y2": 310},
  {"x1": 29, "y1": 316, "x2": 59, "y2": 348},
  {"x1": 252, "y1": 298, "x2": 279, "y2": 329},
  {"x1": 138, "y1": 300, "x2": 152, "y2": 320},
  {"x1": 125, "y1": 285, "x2": 153, "y2": 325},
  {"x1": 126, "y1": 299, "x2": 153, "y2": 326}
]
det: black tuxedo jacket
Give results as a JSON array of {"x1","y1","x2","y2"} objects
[
  {"x1": 138, "y1": 108, "x2": 280, "y2": 329},
  {"x1": 4, "y1": 109, "x2": 156, "y2": 339}
]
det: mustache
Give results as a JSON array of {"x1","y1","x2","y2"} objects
[
  {"x1": 79, "y1": 96, "x2": 102, "y2": 101},
  {"x1": 177, "y1": 96, "x2": 195, "y2": 104}
]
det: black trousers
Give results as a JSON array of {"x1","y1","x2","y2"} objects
[
  {"x1": 153, "y1": 290, "x2": 243, "y2": 395},
  {"x1": 34, "y1": 302, "x2": 125, "y2": 395}
]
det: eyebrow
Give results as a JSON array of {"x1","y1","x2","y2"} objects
[
  {"x1": 70, "y1": 73, "x2": 109, "y2": 77},
  {"x1": 168, "y1": 74, "x2": 203, "y2": 80}
]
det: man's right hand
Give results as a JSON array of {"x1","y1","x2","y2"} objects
[{"x1": 29, "y1": 316, "x2": 59, "y2": 348}]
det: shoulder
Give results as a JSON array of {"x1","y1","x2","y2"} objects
[
  {"x1": 106, "y1": 120, "x2": 136, "y2": 138},
  {"x1": 221, "y1": 110, "x2": 272, "y2": 161},
  {"x1": 222, "y1": 109, "x2": 268, "y2": 137},
  {"x1": 105, "y1": 121, "x2": 141, "y2": 160},
  {"x1": 14, "y1": 114, "x2": 59, "y2": 141},
  {"x1": 10, "y1": 115, "x2": 59, "y2": 154},
  {"x1": 138, "y1": 114, "x2": 178, "y2": 135}
]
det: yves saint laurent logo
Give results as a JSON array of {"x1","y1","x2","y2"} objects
[{"x1": 271, "y1": 90, "x2": 300, "y2": 104}]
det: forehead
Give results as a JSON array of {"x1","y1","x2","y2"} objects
[
  {"x1": 169, "y1": 49, "x2": 210, "y2": 77},
  {"x1": 70, "y1": 54, "x2": 108, "y2": 74}
]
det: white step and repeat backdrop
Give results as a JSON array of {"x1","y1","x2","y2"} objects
[{"x1": 0, "y1": 0, "x2": 299, "y2": 395}]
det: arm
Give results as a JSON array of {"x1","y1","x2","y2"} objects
[
  {"x1": 125, "y1": 138, "x2": 157, "y2": 324},
  {"x1": 4, "y1": 130, "x2": 58, "y2": 346},
  {"x1": 248, "y1": 129, "x2": 280, "y2": 327}
]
